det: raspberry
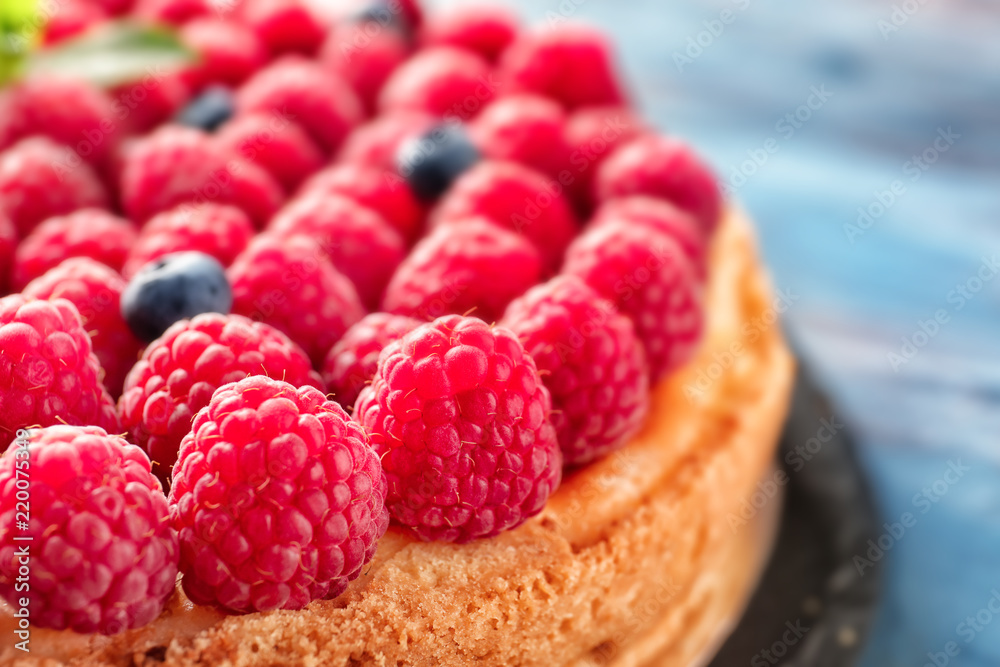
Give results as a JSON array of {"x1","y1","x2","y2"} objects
[
  {"x1": 0, "y1": 295, "x2": 120, "y2": 449},
  {"x1": 239, "y1": 0, "x2": 327, "y2": 57},
  {"x1": 0, "y1": 77, "x2": 118, "y2": 168},
  {"x1": 0, "y1": 137, "x2": 109, "y2": 237},
  {"x1": 44, "y1": 0, "x2": 107, "y2": 45},
  {"x1": 132, "y1": 0, "x2": 212, "y2": 24},
  {"x1": 12, "y1": 209, "x2": 137, "y2": 291},
  {"x1": 564, "y1": 106, "x2": 647, "y2": 213},
  {"x1": 111, "y1": 71, "x2": 192, "y2": 136},
  {"x1": 595, "y1": 135, "x2": 722, "y2": 235},
  {"x1": 500, "y1": 275, "x2": 649, "y2": 465},
  {"x1": 335, "y1": 110, "x2": 436, "y2": 170},
  {"x1": 591, "y1": 197, "x2": 708, "y2": 280},
  {"x1": 320, "y1": 312, "x2": 420, "y2": 410},
  {"x1": 180, "y1": 18, "x2": 268, "y2": 90},
  {"x1": 0, "y1": 425, "x2": 178, "y2": 634},
  {"x1": 0, "y1": 211, "x2": 15, "y2": 295},
  {"x1": 419, "y1": 5, "x2": 518, "y2": 63},
  {"x1": 227, "y1": 235, "x2": 365, "y2": 366},
  {"x1": 119, "y1": 126, "x2": 284, "y2": 227},
  {"x1": 169, "y1": 375, "x2": 388, "y2": 613},
  {"x1": 469, "y1": 94, "x2": 571, "y2": 180},
  {"x1": 215, "y1": 113, "x2": 325, "y2": 194},
  {"x1": 382, "y1": 217, "x2": 542, "y2": 323},
  {"x1": 355, "y1": 315, "x2": 561, "y2": 542},
  {"x1": 94, "y1": 0, "x2": 134, "y2": 14},
  {"x1": 123, "y1": 204, "x2": 255, "y2": 279},
  {"x1": 299, "y1": 164, "x2": 424, "y2": 244},
  {"x1": 498, "y1": 24, "x2": 627, "y2": 110},
  {"x1": 23, "y1": 258, "x2": 142, "y2": 398},
  {"x1": 269, "y1": 193, "x2": 406, "y2": 310},
  {"x1": 431, "y1": 160, "x2": 577, "y2": 272},
  {"x1": 562, "y1": 221, "x2": 703, "y2": 382},
  {"x1": 320, "y1": 19, "x2": 411, "y2": 116},
  {"x1": 118, "y1": 312, "x2": 323, "y2": 481},
  {"x1": 235, "y1": 58, "x2": 363, "y2": 156},
  {"x1": 378, "y1": 47, "x2": 495, "y2": 122}
]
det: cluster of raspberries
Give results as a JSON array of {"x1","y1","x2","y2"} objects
[{"x1": 0, "y1": 0, "x2": 723, "y2": 637}]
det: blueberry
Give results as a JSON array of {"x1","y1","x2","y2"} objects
[
  {"x1": 396, "y1": 123, "x2": 481, "y2": 201},
  {"x1": 355, "y1": 1, "x2": 413, "y2": 36},
  {"x1": 121, "y1": 252, "x2": 232, "y2": 343},
  {"x1": 175, "y1": 85, "x2": 235, "y2": 133}
]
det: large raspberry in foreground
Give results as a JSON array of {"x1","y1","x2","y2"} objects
[
  {"x1": 0, "y1": 426, "x2": 178, "y2": 631},
  {"x1": 355, "y1": 315, "x2": 562, "y2": 543},
  {"x1": 0, "y1": 295, "x2": 120, "y2": 449},
  {"x1": 118, "y1": 313, "x2": 323, "y2": 482},
  {"x1": 0, "y1": 426, "x2": 179, "y2": 634},
  {"x1": 170, "y1": 376, "x2": 388, "y2": 614},
  {"x1": 501, "y1": 276, "x2": 650, "y2": 466}
]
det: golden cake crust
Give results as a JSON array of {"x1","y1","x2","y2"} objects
[{"x1": 1, "y1": 208, "x2": 795, "y2": 667}]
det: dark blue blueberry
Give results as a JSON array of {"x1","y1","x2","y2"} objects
[
  {"x1": 396, "y1": 123, "x2": 481, "y2": 201},
  {"x1": 121, "y1": 252, "x2": 232, "y2": 343},
  {"x1": 175, "y1": 85, "x2": 235, "y2": 133},
  {"x1": 355, "y1": 1, "x2": 413, "y2": 36}
]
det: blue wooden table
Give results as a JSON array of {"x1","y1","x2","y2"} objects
[{"x1": 429, "y1": 0, "x2": 1000, "y2": 664}]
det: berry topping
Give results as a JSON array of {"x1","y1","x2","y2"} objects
[
  {"x1": 0, "y1": 212, "x2": 14, "y2": 295},
  {"x1": 418, "y1": 5, "x2": 518, "y2": 63},
  {"x1": 179, "y1": 18, "x2": 268, "y2": 90},
  {"x1": 564, "y1": 105, "x2": 648, "y2": 214},
  {"x1": 174, "y1": 85, "x2": 236, "y2": 133},
  {"x1": 469, "y1": 94, "x2": 571, "y2": 180},
  {"x1": 396, "y1": 122, "x2": 481, "y2": 202},
  {"x1": 239, "y1": 0, "x2": 328, "y2": 58},
  {"x1": 170, "y1": 376, "x2": 388, "y2": 613},
  {"x1": 501, "y1": 275, "x2": 650, "y2": 465},
  {"x1": 0, "y1": 425, "x2": 179, "y2": 634},
  {"x1": 121, "y1": 251, "x2": 233, "y2": 344},
  {"x1": 215, "y1": 112, "x2": 325, "y2": 194},
  {"x1": 378, "y1": 46, "x2": 495, "y2": 121},
  {"x1": 355, "y1": 315, "x2": 561, "y2": 542},
  {"x1": 320, "y1": 18, "x2": 411, "y2": 116}
]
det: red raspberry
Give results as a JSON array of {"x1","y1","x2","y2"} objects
[
  {"x1": 562, "y1": 221, "x2": 703, "y2": 382},
  {"x1": 43, "y1": 0, "x2": 107, "y2": 45},
  {"x1": 0, "y1": 295, "x2": 120, "y2": 449},
  {"x1": 431, "y1": 160, "x2": 577, "y2": 272},
  {"x1": 180, "y1": 18, "x2": 268, "y2": 90},
  {"x1": 320, "y1": 312, "x2": 420, "y2": 410},
  {"x1": 378, "y1": 47, "x2": 496, "y2": 122},
  {"x1": 0, "y1": 77, "x2": 118, "y2": 168},
  {"x1": 169, "y1": 375, "x2": 388, "y2": 613},
  {"x1": 111, "y1": 71, "x2": 192, "y2": 136},
  {"x1": 591, "y1": 196, "x2": 708, "y2": 280},
  {"x1": 216, "y1": 113, "x2": 324, "y2": 194},
  {"x1": 23, "y1": 258, "x2": 142, "y2": 398},
  {"x1": 500, "y1": 275, "x2": 649, "y2": 465},
  {"x1": 118, "y1": 312, "x2": 323, "y2": 481},
  {"x1": 268, "y1": 193, "x2": 406, "y2": 310},
  {"x1": 0, "y1": 211, "x2": 15, "y2": 295},
  {"x1": 227, "y1": 235, "x2": 365, "y2": 366},
  {"x1": 132, "y1": 0, "x2": 212, "y2": 25},
  {"x1": 595, "y1": 135, "x2": 722, "y2": 235},
  {"x1": 355, "y1": 315, "x2": 561, "y2": 542},
  {"x1": 382, "y1": 217, "x2": 542, "y2": 323},
  {"x1": 419, "y1": 5, "x2": 518, "y2": 63},
  {"x1": 94, "y1": 0, "x2": 134, "y2": 14},
  {"x1": 0, "y1": 137, "x2": 109, "y2": 237},
  {"x1": 119, "y1": 126, "x2": 284, "y2": 227},
  {"x1": 0, "y1": 425, "x2": 178, "y2": 634},
  {"x1": 395, "y1": 0, "x2": 423, "y2": 30},
  {"x1": 564, "y1": 106, "x2": 647, "y2": 213},
  {"x1": 239, "y1": 0, "x2": 327, "y2": 57},
  {"x1": 335, "y1": 110, "x2": 436, "y2": 171},
  {"x1": 236, "y1": 58, "x2": 363, "y2": 156},
  {"x1": 498, "y1": 24, "x2": 627, "y2": 110},
  {"x1": 299, "y1": 164, "x2": 425, "y2": 244},
  {"x1": 123, "y1": 204, "x2": 255, "y2": 279},
  {"x1": 12, "y1": 209, "x2": 137, "y2": 291},
  {"x1": 320, "y1": 19, "x2": 411, "y2": 116},
  {"x1": 470, "y1": 94, "x2": 571, "y2": 180}
]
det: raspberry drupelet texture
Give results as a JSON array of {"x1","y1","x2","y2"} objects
[
  {"x1": 501, "y1": 275, "x2": 650, "y2": 466},
  {"x1": 562, "y1": 221, "x2": 704, "y2": 382},
  {"x1": 564, "y1": 105, "x2": 647, "y2": 214},
  {"x1": 123, "y1": 204, "x2": 255, "y2": 279},
  {"x1": 469, "y1": 94, "x2": 571, "y2": 180},
  {"x1": 227, "y1": 235, "x2": 366, "y2": 366},
  {"x1": 12, "y1": 208, "x2": 137, "y2": 290},
  {"x1": 0, "y1": 137, "x2": 109, "y2": 238},
  {"x1": 354, "y1": 315, "x2": 562, "y2": 542},
  {"x1": 382, "y1": 217, "x2": 542, "y2": 324},
  {"x1": 378, "y1": 47, "x2": 495, "y2": 122},
  {"x1": 321, "y1": 312, "x2": 421, "y2": 411},
  {"x1": 0, "y1": 425, "x2": 179, "y2": 634},
  {"x1": 418, "y1": 5, "x2": 519, "y2": 63},
  {"x1": 215, "y1": 112, "x2": 325, "y2": 194},
  {"x1": 0, "y1": 295, "x2": 120, "y2": 449},
  {"x1": 118, "y1": 313, "x2": 323, "y2": 483},
  {"x1": 23, "y1": 258, "x2": 142, "y2": 398},
  {"x1": 169, "y1": 375, "x2": 389, "y2": 613},
  {"x1": 179, "y1": 18, "x2": 268, "y2": 91}
]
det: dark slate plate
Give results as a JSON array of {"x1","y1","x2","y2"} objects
[{"x1": 708, "y1": 369, "x2": 882, "y2": 667}]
